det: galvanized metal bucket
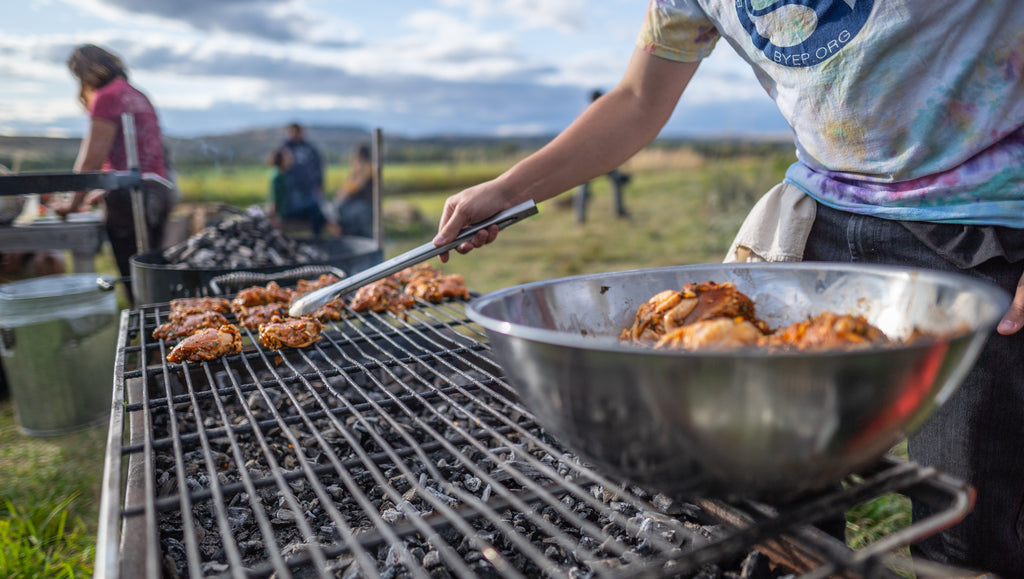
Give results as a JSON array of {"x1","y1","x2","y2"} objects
[{"x1": 0, "y1": 274, "x2": 118, "y2": 436}]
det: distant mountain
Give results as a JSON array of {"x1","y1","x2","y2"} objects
[
  {"x1": 166, "y1": 125, "x2": 373, "y2": 167},
  {"x1": 0, "y1": 124, "x2": 557, "y2": 172},
  {"x1": 0, "y1": 123, "x2": 789, "y2": 173},
  {"x1": 0, "y1": 136, "x2": 81, "y2": 171}
]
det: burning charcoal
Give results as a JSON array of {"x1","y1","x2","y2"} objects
[
  {"x1": 239, "y1": 540, "x2": 264, "y2": 557},
  {"x1": 381, "y1": 508, "x2": 402, "y2": 524},
  {"x1": 739, "y1": 550, "x2": 772, "y2": 579},
  {"x1": 200, "y1": 561, "x2": 229, "y2": 574},
  {"x1": 160, "y1": 213, "x2": 327, "y2": 269},
  {"x1": 692, "y1": 563, "x2": 724, "y2": 578},
  {"x1": 652, "y1": 493, "x2": 674, "y2": 512},
  {"x1": 226, "y1": 507, "x2": 250, "y2": 531},
  {"x1": 273, "y1": 507, "x2": 298, "y2": 524}
]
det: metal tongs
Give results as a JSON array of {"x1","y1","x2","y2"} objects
[{"x1": 289, "y1": 199, "x2": 539, "y2": 317}]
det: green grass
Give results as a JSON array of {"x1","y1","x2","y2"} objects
[
  {"x1": 0, "y1": 402, "x2": 105, "y2": 578},
  {"x1": 176, "y1": 158, "x2": 515, "y2": 209},
  {"x1": 1, "y1": 148, "x2": 915, "y2": 575},
  {"x1": 0, "y1": 496, "x2": 95, "y2": 579}
]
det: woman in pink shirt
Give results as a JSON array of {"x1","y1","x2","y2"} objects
[{"x1": 60, "y1": 44, "x2": 174, "y2": 302}]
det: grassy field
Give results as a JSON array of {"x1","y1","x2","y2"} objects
[{"x1": 0, "y1": 146, "x2": 913, "y2": 577}]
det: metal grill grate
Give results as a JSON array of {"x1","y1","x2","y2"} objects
[{"x1": 96, "y1": 297, "x2": 972, "y2": 579}]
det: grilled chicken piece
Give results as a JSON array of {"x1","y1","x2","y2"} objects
[
  {"x1": 294, "y1": 274, "x2": 342, "y2": 295},
  {"x1": 168, "y1": 297, "x2": 231, "y2": 317},
  {"x1": 760, "y1": 312, "x2": 888, "y2": 351},
  {"x1": 235, "y1": 302, "x2": 290, "y2": 331},
  {"x1": 621, "y1": 281, "x2": 767, "y2": 343},
  {"x1": 405, "y1": 272, "x2": 470, "y2": 302},
  {"x1": 258, "y1": 316, "x2": 324, "y2": 349},
  {"x1": 349, "y1": 279, "x2": 416, "y2": 313},
  {"x1": 388, "y1": 263, "x2": 439, "y2": 285},
  {"x1": 654, "y1": 318, "x2": 764, "y2": 351},
  {"x1": 309, "y1": 300, "x2": 345, "y2": 322},
  {"x1": 230, "y1": 281, "x2": 294, "y2": 313},
  {"x1": 167, "y1": 324, "x2": 242, "y2": 363},
  {"x1": 153, "y1": 311, "x2": 229, "y2": 341},
  {"x1": 289, "y1": 274, "x2": 347, "y2": 321}
]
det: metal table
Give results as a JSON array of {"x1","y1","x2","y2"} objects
[
  {"x1": 0, "y1": 164, "x2": 144, "y2": 274},
  {"x1": 0, "y1": 214, "x2": 105, "y2": 273}
]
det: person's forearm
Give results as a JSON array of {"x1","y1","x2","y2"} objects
[
  {"x1": 496, "y1": 50, "x2": 699, "y2": 205},
  {"x1": 74, "y1": 117, "x2": 117, "y2": 172},
  {"x1": 68, "y1": 191, "x2": 88, "y2": 212}
]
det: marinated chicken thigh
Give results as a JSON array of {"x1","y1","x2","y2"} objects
[
  {"x1": 168, "y1": 297, "x2": 231, "y2": 317},
  {"x1": 153, "y1": 310, "x2": 230, "y2": 341},
  {"x1": 167, "y1": 324, "x2": 243, "y2": 363},
  {"x1": 623, "y1": 281, "x2": 893, "y2": 352},
  {"x1": 621, "y1": 281, "x2": 767, "y2": 343},
  {"x1": 258, "y1": 316, "x2": 324, "y2": 349},
  {"x1": 760, "y1": 312, "x2": 889, "y2": 351}
]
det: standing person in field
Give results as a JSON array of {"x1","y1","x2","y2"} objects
[
  {"x1": 332, "y1": 143, "x2": 375, "y2": 239},
  {"x1": 57, "y1": 43, "x2": 174, "y2": 304},
  {"x1": 433, "y1": 1, "x2": 1024, "y2": 576},
  {"x1": 266, "y1": 147, "x2": 293, "y2": 230},
  {"x1": 277, "y1": 122, "x2": 326, "y2": 237},
  {"x1": 573, "y1": 90, "x2": 630, "y2": 224}
]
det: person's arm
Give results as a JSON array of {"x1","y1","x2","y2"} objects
[
  {"x1": 433, "y1": 48, "x2": 700, "y2": 259},
  {"x1": 56, "y1": 117, "x2": 117, "y2": 216}
]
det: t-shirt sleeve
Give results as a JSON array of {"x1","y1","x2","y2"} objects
[
  {"x1": 89, "y1": 87, "x2": 123, "y2": 123},
  {"x1": 637, "y1": 0, "x2": 721, "y2": 62}
]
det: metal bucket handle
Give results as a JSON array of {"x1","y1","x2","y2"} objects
[{"x1": 208, "y1": 265, "x2": 347, "y2": 295}]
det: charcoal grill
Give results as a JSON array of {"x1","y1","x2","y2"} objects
[{"x1": 96, "y1": 293, "x2": 974, "y2": 579}]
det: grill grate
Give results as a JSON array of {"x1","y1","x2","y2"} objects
[{"x1": 97, "y1": 296, "x2": 972, "y2": 579}]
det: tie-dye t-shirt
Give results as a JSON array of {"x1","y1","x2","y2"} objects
[{"x1": 639, "y1": 0, "x2": 1024, "y2": 227}]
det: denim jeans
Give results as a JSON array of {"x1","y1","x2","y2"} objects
[
  {"x1": 284, "y1": 203, "x2": 326, "y2": 238},
  {"x1": 804, "y1": 203, "x2": 1024, "y2": 577}
]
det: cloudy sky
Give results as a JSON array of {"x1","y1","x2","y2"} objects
[{"x1": 0, "y1": 0, "x2": 790, "y2": 139}]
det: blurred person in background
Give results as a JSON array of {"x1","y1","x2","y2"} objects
[
  {"x1": 433, "y1": 2, "x2": 1024, "y2": 576},
  {"x1": 331, "y1": 143, "x2": 374, "y2": 239},
  {"x1": 266, "y1": 147, "x2": 293, "y2": 230},
  {"x1": 56, "y1": 43, "x2": 174, "y2": 304},
  {"x1": 277, "y1": 123, "x2": 326, "y2": 237}
]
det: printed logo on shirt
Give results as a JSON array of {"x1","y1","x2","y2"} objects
[{"x1": 736, "y1": 0, "x2": 874, "y2": 67}]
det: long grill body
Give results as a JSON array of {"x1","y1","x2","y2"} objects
[{"x1": 96, "y1": 296, "x2": 971, "y2": 578}]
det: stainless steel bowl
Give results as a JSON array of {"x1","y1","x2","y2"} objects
[{"x1": 466, "y1": 263, "x2": 1009, "y2": 498}]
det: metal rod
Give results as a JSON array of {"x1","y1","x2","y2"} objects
[
  {"x1": 372, "y1": 127, "x2": 383, "y2": 250},
  {"x1": 94, "y1": 312, "x2": 131, "y2": 579},
  {"x1": 122, "y1": 112, "x2": 149, "y2": 252}
]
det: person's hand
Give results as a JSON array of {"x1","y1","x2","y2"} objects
[
  {"x1": 50, "y1": 198, "x2": 76, "y2": 218},
  {"x1": 433, "y1": 180, "x2": 514, "y2": 263},
  {"x1": 83, "y1": 189, "x2": 105, "y2": 207},
  {"x1": 997, "y1": 271, "x2": 1024, "y2": 335}
]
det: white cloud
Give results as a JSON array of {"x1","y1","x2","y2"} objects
[
  {"x1": 439, "y1": 0, "x2": 587, "y2": 33},
  {"x1": 495, "y1": 122, "x2": 552, "y2": 137},
  {"x1": 0, "y1": 0, "x2": 788, "y2": 137}
]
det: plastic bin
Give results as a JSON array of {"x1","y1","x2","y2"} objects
[{"x1": 0, "y1": 274, "x2": 118, "y2": 436}]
